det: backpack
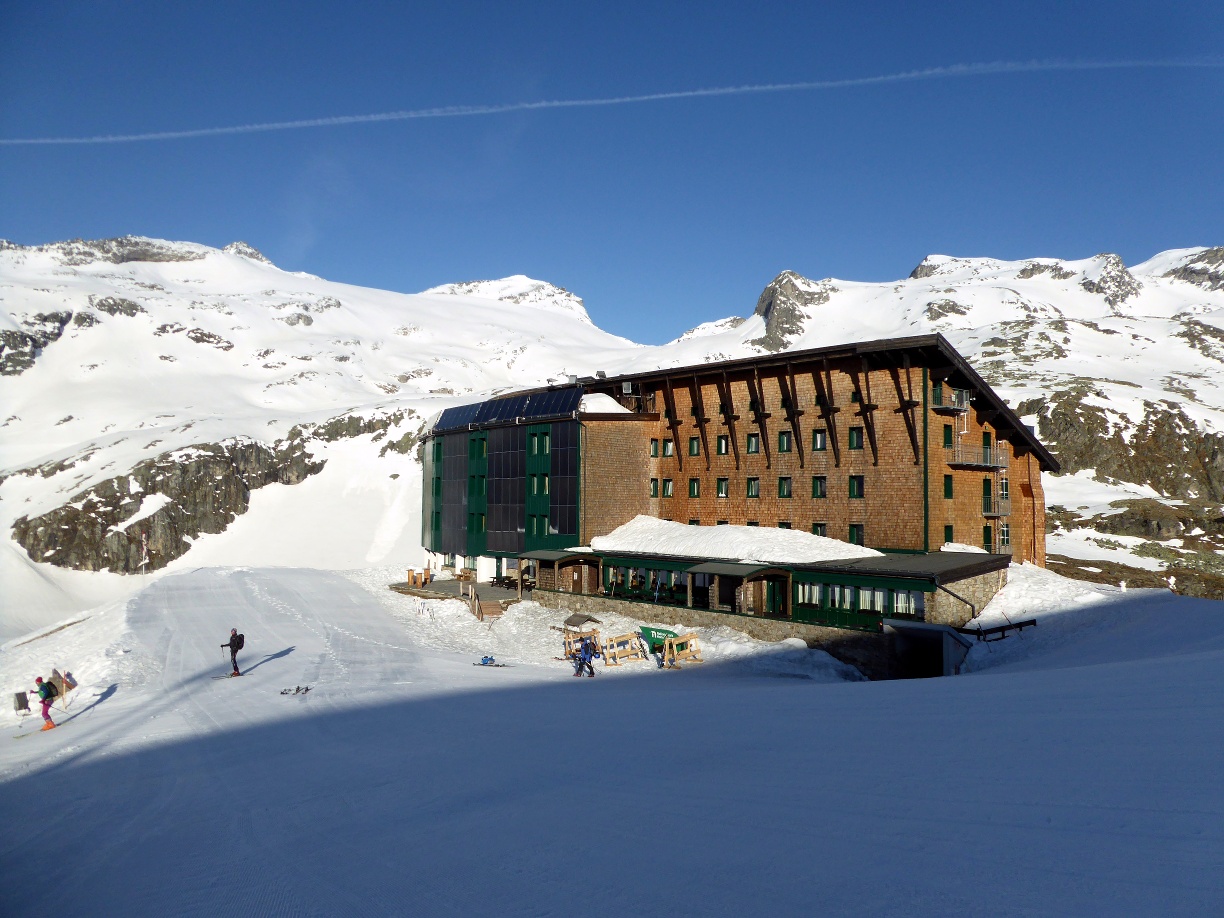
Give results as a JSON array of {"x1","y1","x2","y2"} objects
[
  {"x1": 235, "y1": 633, "x2": 245, "y2": 651},
  {"x1": 41, "y1": 681, "x2": 58, "y2": 700}
]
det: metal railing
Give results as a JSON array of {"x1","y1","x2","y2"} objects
[
  {"x1": 932, "y1": 388, "x2": 973, "y2": 412},
  {"x1": 982, "y1": 496, "x2": 1012, "y2": 517},
  {"x1": 946, "y1": 442, "x2": 1009, "y2": 469}
]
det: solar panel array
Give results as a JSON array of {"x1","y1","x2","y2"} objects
[{"x1": 432, "y1": 387, "x2": 584, "y2": 434}]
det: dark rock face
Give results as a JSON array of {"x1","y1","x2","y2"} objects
[
  {"x1": 185, "y1": 329, "x2": 234, "y2": 350},
  {"x1": 908, "y1": 257, "x2": 941, "y2": 279},
  {"x1": 1164, "y1": 247, "x2": 1224, "y2": 291},
  {"x1": 1078, "y1": 254, "x2": 1142, "y2": 310},
  {"x1": 12, "y1": 439, "x2": 324, "y2": 574},
  {"x1": 45, "y1": 236, "x2": 207, "y2": 266},
  {"x1": 92, "y1": 296, "x2": 145, "y2": 317},
  {"x1": 0, "y1": 311, "x2": 73, "y2": 375},
  {"x1": 924, "y1": 299, "x2": 969, "y2": 321},
  {"x1": 749, "y1": 271, "x2": 836, "y2": 352},
  {"x1": 1017, "y1": 261, "x2": 1076, "y2": 280}
]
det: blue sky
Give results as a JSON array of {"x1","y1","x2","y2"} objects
[{"x1": 1, "y1": 1, "x2": 1221, "y2": 343}]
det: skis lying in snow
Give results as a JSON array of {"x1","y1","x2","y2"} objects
[
  {"x1": 280, "y1": 686, "x2": 312, "y2": 695},
  {"x1": 211, "y1": 673, "x2": 243, "y2": 679},
  {"x1": 473, "y1": 662, "x2": 511, "y2": 668}
]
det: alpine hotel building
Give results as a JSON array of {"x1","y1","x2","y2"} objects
[{"x1": 421, "y1": 334, "x2": 1058, "y2": 671}]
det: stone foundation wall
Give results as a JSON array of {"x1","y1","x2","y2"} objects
[
  {"x1": 532, "y1": 589, "x2": 895, "y2": 680},
  {"x1": 924, "y1": 568, "x2": 1008, "y2": 627}
]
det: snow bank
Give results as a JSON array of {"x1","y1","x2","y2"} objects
[
  {"x1": 589, "y1": 515, "x2": 881, "y2": 564},
  {"x1": 579, "y1": 392, "x2": 630, "y2": 414}
]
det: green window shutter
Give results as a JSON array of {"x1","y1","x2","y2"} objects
[
  {"x1": 944, "y1": 474, "x2": 953, "y2": 499},
  {"x1": 944, "y1": 524, "x2": 954, "y2": 544}
]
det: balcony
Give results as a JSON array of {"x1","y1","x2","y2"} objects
[
  {"x1": 991, "y1": 540, "x2": 1014, "y2": 555},
  {"x1": 982, "y1": 496, "x2": 1011, "y2": 517},
  {"x1": 932, "y1": 387, "x2": 973, "y2": 414},
  {"x1": 946, "y1": 442, "x2": 1009, "y2": 469}
]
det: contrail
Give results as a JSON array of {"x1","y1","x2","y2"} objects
[{"x1": 2, "y1": 58, "x2": 1220, "y2": 146}]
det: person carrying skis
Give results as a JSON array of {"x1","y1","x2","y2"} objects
[
  {"x1": 32, "y1": 676, "x2": 58, "y2": 731},
  {"x1": 573, "y1": 635, "x2": 597, "y2": 678},
  {"x1": 222, "y1": 628, "x2": 244, "y2": 676}
]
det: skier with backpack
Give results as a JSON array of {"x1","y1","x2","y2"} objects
[
  {"x1": 573, "y1": 635, "x2": 598, "y2": 678},
  {"x1": 32, "y1": 676, "x2": 58, "y2": 731},
  {"x1": 222, "y1": 628, "x2": 245, "y2": 677}
]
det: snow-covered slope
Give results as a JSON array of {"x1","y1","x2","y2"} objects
[
  {"x1": 4, "y1": 237, "x2": 1224, "y2": 638},
  {"x1": 1, "y1": 562, "x2": 1220, "y2": 916}
]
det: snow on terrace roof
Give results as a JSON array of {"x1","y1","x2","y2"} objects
[
  {"x1": 579, "y1": 392, "x2": 630, "y2": 414},
  {"x1": 588, "y1": 516, "x2": 882, "y2": 566}
]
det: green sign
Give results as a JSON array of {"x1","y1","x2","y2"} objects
[{"x1": 639, "y1": 626, "x2": 678, "y2": 652}]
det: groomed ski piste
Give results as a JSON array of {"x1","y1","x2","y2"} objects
[{"x1": 1, "y1": 562, "x2": 1221, "y2": 916}]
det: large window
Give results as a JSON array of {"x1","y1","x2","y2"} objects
[
  {"x1": 849, "y1": 475, "x2": 865, "y2": 499},
  {"x1": 716, "y1": 478, "x2": 729, "y2": 498},
  {"x1": 812, "y1": 429, "x2": 827, "y2": 451},
  {"x1": 746, "y1": 433, "x2": 760, "y2": 454},
  {"x1": 848, "y1": 426, "x2": 864, "y2": 450},
  {"x1": 717, "y1": 435, "x2": 729, "y2": 455},
  {"x1": 689, "y1": 437, "x2": 700, "y2": 456},
  {"x1": 747, "y1": 477, "x2": 760, "y2": 498},
  {"x1": 778, "y1": 477, "x2": 792, "y2": 498},
  {"x1": 894, "y1": 590, "x2": 925, "y2": 617},
  {"x1": 860, "y1": 587, "x2": 886, "y2": 612},
  {"x1": 688, "y1": 478, "x2": 700, "y2": 498},
  {"x1": 812, "y1": 475, "x2": 827, "y2": 499},
  {"x1": 778, "y1": 430, "x2": 792, "y2": 453}
]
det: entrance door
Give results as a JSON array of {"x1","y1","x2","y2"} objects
[{"x1": 764, "y1": 579, "x2": 787, "y2": 618}]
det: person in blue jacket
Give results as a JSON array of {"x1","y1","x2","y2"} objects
[{"x1": 573, "y1": 635, "x2": 597, "y2": 678}]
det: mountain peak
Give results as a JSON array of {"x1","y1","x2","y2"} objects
[
  {"x1": 420, "y1": 275, "x2": 591, "y2": 323},
  {"x1": 222, "y1": 241, "x2": 273, "y2": 265}
]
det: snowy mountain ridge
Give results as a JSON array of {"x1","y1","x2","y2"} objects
[{"x1": 2, "y1": 236, "x2": 1223, "y2": 638}]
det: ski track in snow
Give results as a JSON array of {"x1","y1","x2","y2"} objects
[{"x1": 0, "y1": 564, "x2": 1221, "y2": 916}]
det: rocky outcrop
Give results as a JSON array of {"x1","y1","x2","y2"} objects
[
  {"x1": 1017, "y1": 261, "x2": 1076, "y2": 280},
  {"x1": 749, "y1": 271, "x2": 836, "y2": 352},
  {"x1": 12, "y1": 439, "x2": 324, "y2": 573},
  {"x1": 0, "y1": 311, "x2": 73, "y2": 375},
  {"x1": 1078, "y1": 254, "x2": 1142, "y2": 310},
  {"x1": 92, "y1": 296, "x2": 145, "y2": 317},
  {"x1": 36, "y1": 236, "x2": 208, "y2": 266},
  {"x1": 1164, "y1": 247, "x2": 1224, "y2": 291},
  {"x1": 222, "y1": 241, "x2": 273, "y2": 264}
]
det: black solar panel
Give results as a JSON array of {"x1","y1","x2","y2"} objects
[
  {"x1": 433, "y1": 387, "x2": 584, "y2": 433},
  {"x1": 433, "y1": 402, "x2": 481, "y2": 433}
]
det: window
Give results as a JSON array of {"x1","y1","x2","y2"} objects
[
  {"x1": 746, "y1": 433, "x2": 760, "y2": 454},
  {"x1": 662, "y1": 439, "x2": 675, "y2": 457},
  {"x1": 1000, "y1": 522, "x2": 1011, "y2": 547},
  {"x1": 893, "y1": 590, "x2": 925, "y2": 617},
  {"x1": 716, "y1": 478, "x2": 729, "y2": 498},
  {"x1": 983, "y1": 524, "x2": 993, "y2": 552},
  {"x1": 432, "y1": 440, "x2": 443, "y2": 462},
  {"x1": 812, "y1": 522, "x2": 827, "y2": 537},
  {"x1": 933, "y1": 381, "x2": 944, "y2": 405},
  {"x1": 943, "y1": 424, "x2": 953, "y2": 449},
  {"x1": 528, "y1": 515, "x2": 537, "y2": 536},
  {"x1": 860, "y1": 587, "x2": 886, "y2": 612},
  {"x1": 717, "y1": 435, "x2": 729, "y2": 455},
  {"x1": 848, "y1": 426, "x2": 864, "y2": 450},
  {"x1": 717, "y1": 520, "x2": 729, "y2": 525},
  {"x1": 944, "y1": 524, "x2": 954, "y2": 544},
  {"x1": 747, "y1": 477, "x2": 760, "y2": 498},
  {"x1": 650, "y1": 439, "x2": 659, "y2": 457},
  {"x1": 812, "y1": 429, "x2": 827, "y2": 451},
  {"x1": 746, "y1": 521, "x2": 759, "y2": 527},
  {"x1": 795, "y1": 582, "x2": 822, "y2": 606},
  {"x1": 530, "y1": 474, "x2": 539, "y2": 495},
  {"x1": 689, "y1": 519, "x2": 700, "y2": 526},
  {"x1": 541, "y1": 474, "x2": 549, "y2": 495},
  {"x1": 476, "y1": 513, "x2": 486, "y2": 534},
  {"x1": 830, "y1": 584, "x2": 856, "y2": 610},
  {"x1": 851, "y1": 390, "x2": 862, "y2": 403},
  {"x1": 689, "y1": 478, "x2": 700, "y2": 498},
  {"x1": 689, "y1": 436, "x2": 700, "y2": 456},
  {"x1": 812, "y1": 475, "x2": 827, "y2": 499},
  {"x1": 540, "y1": 431, "x2": 550, "y2": 454},
  {"x1": 848, "y1": 523, "x2": 864, "y2": 545},
  {"x1": 529, "y1": 433, "x2": 538, "y2": 456},
  {"x1": 777, "y1": 521, "x2": 791, "y2": 529},
  {"x1": 778, "y1": 430, "x2": 792, "y2": 453},
  {"x1": 944, "y1": 474, "x2": 954, "y2": 499},
  {"x1": 1000, "y1": 477, "x2": 1010, "y2": 500},
  {"x1": 650, "y1": 478, "x2": 659, "y2": 498},
  {"x1": 662, "y1": 478, "x2": 674, "y2": 498},
  {"x1": 778, "y1": 477, "x2": 792, "y2": 498},
  {"x1": 849, "y1": 475, "x2": 865, "y2": 499}
]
